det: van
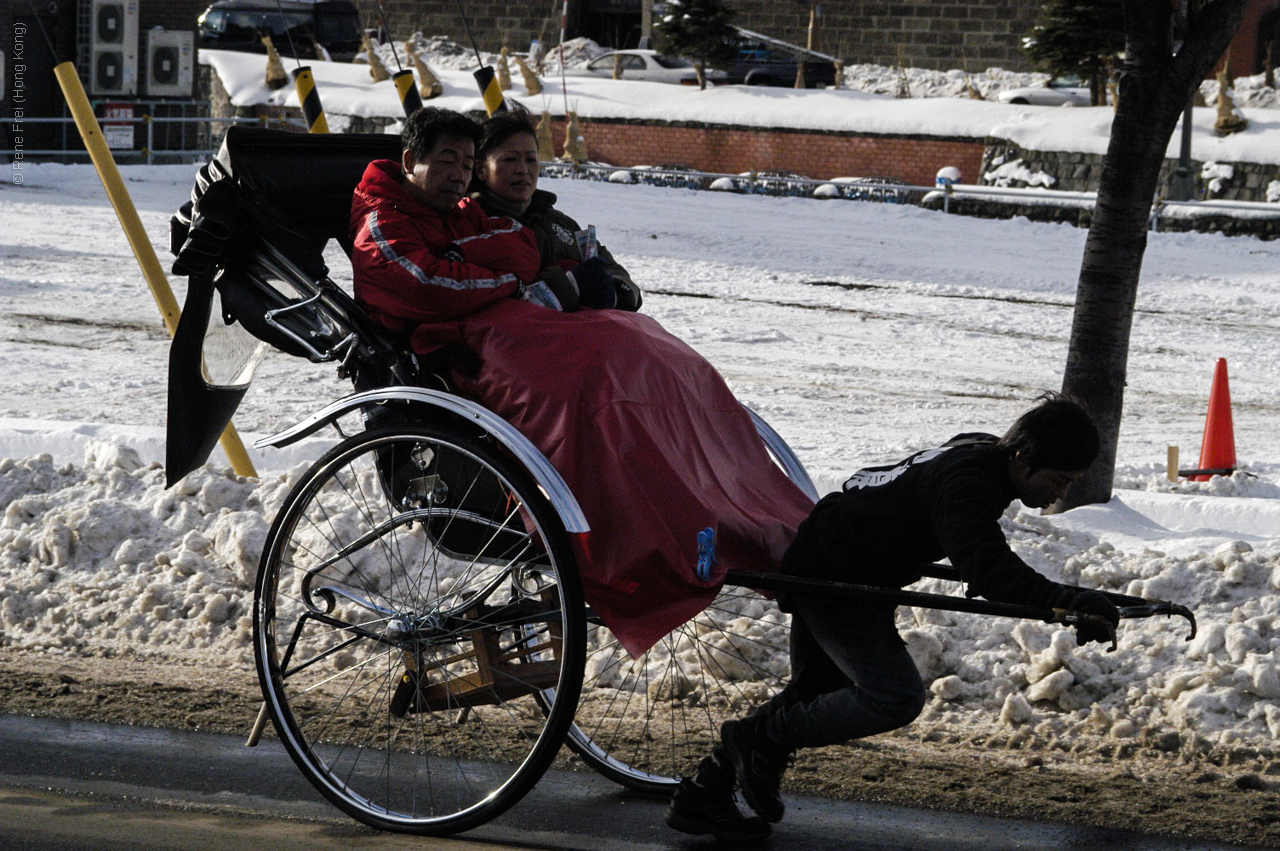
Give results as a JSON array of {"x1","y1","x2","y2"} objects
[{"x1": 197, "y1": 0, "x2": 362, "y2": 63}]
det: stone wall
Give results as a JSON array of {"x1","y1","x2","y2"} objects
[
  {"x1": 980, "y1": 139, "x2": 1280, "y2": 203},
  {"x1": 726, "y1": 0, "x2": 1040, "y2": 72},
  {"x1": 364, "y1": 0, "x2": 1040, "y2": 73}
]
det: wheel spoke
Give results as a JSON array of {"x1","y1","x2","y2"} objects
[
  {"x1": 255, "y1": 426, "x2": 583, "y2": 835},
  {"x1": 568, "y1": 585, "x2": 789, "y2": 790}
]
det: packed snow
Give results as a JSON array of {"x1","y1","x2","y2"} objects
[{"x1": 3, "y1": 72, "x2": 1280, "y2": 760}]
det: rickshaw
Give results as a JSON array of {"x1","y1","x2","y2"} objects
[{"x1": 166, "y1": 126, "x2": 1195, "y2": 837}]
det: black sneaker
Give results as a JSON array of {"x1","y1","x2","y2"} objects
[
  {"x1": 721, "y1": 718, "x2": 791, "y2": 823},
  {"x1": 665, "y1": 777, "x2": 772, "y2": 841}
]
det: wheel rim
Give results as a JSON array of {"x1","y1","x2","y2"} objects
[
  {"x1": 255, "y1": 426, "x2": 582, "y2": 834},
  {"x1": 565, "y1": 583, "x2": 790, "y2": 791}
]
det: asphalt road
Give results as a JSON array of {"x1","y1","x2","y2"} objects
[{"x1": 0, "y1": 714, "x2": 1269, "y2": 851}]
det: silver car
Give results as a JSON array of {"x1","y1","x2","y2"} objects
[
  {"x1": 565, "y1": 49, "x2": 729, "y2": 86},
  {"x1": 996, "y1": 76, "x2": 1095, "y2": 106}
]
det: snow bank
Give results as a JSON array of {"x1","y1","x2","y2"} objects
[
  {"x1": 903, "y1": 498, "x2": 1280, "y2": 753},
  {"x1": 0, "y1": 448, "x2": 288, "y2": 664},
  {"x1": 1, "y1": 439, "x2": 1277, "y2": 756},
  {"x1": 200, "y1": 45, "x2": 1280, "y2": 165}
]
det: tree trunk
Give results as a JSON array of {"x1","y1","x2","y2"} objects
[{"x1": 1054, "y1": 0, "x2": 1248, "y2": 511}]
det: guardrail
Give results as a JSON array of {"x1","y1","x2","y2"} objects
[
  {"x1": 545, "y1": 162, "x2": 1280, "y2": 230},
  {"x1": 1, "y1": 114, "x2": 307, "y2": 163}
]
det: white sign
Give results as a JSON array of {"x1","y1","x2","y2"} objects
[
  {"x1": 102, "y1": 103, "x2": 135, "y2": 150},
  {"x1": 104, "y1": 124, "x2": 134, "y2": 149}
]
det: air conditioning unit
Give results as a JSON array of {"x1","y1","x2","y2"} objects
[
  {"x1": 145, "y1": 29, "x2": 194, "y2": 97},
  {"x1": 84, "y1": 0, "x2": 139, "y2": 95}
]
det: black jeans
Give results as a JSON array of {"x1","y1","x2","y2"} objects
[{"x1": 759, "y1": 593, "x2": 927, "y2": 750}]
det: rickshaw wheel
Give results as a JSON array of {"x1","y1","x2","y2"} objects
[
  {"x1": 254, "y1": 424, "x2": 584, "y2": 835},
  {"x1": 559, "y1": 584, "x2": 790, "y2": 793}
]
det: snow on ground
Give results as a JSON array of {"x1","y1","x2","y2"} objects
[{"x1": 2, "y1": 127, "x2": 1280, "y2": 758}]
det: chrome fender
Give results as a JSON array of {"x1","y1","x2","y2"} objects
[
  {"x1": 744, "y1": 407, "x2": 819, "y2": 503},
  {"x1": 255, "y1": 386, "x2": 590, "y2": 533}
]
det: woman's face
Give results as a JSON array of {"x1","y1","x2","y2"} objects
[{"x1": 478, "y1": 131, "x2": 539, "y2": 210}]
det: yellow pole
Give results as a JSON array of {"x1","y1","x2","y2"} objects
[{"x1": 53, "y1": 61, "x2": 259, "y2": 479}]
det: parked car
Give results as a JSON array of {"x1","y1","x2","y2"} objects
[
  {"x1": 726, "y1": 36, "x2": 837, "y2": 88},
  {"x1": 996, "y1": 76, "x2": 1095, "y2": 106},
  {"x1": 564, "y1": 49, "x2": 729, "y2": 85},
  {"x1": 197, "y1": 0, "x2": 362, "y2": 62}
]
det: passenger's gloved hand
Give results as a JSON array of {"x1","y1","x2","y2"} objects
[
  {"x1": 439, "y1": 242, "x2": 465, "y2": 263},
  {"x1": 538, "y1": 268, "x2": 580, "y2": 312},
  {"x1": 1064, "y1": 590, "x2": 1120, "y2": 647},
  {"x1": 568, "y1": 256, "x2": 617, "y2": 309}
]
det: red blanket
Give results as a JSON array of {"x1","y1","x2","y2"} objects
[{"x1": 447, "y1": 299, "x2": 815, "y2": 656}]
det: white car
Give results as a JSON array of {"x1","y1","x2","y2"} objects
[
  {"x1": 564, "y1": 49, "x2": 729, "y2": 86},
  {"x1": 996, "y1": 76, "x2": 1095, "y2": 106}
]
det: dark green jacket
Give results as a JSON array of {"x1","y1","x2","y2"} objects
[{"x1": 472, "y1": 188, "x2": 642, "y2": 312}]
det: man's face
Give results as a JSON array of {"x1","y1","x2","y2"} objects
[
  {"x1": 1010, "y1": 456, "x2": 1085, "y2": 509},
  {"x1": 401, "y1": 134, "x2": 475, "y2": 214}
]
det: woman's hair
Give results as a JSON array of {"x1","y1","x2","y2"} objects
[
  {"x1": 402, "y1": 106, "x2": 481, "y2": 159},
  {"x1": 475, "y1": 105, "x2": 538, "y2": 166},
  {"x1": 997, "y1": 392, "x2": 1099, "y2": 472}
]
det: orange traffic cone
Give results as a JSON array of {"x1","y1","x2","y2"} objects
[{"x1": 1193, "y1": 358, "x2": 1237, "y2": 481}]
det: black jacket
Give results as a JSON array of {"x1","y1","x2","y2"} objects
[
  {"x1": 781, "y1": 434, "x2": 1064, "y2": 609},
  {"x1": 471, "y1": 188, "x2": 642, "y2": 312}
]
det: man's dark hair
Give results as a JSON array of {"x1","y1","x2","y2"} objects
[
  {"x1": 475, "y1": 104, "x2": 538, "y2": 164},
  {"x1": 402, "y1": 106, "x2": 482, "y2": 160},
  {"x1": 998, "y1": 392, "x2": 1099, "y2": 472}
]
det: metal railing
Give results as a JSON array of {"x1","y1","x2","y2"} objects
[
  {"x1": 1, "y1": 113, "x2": 306, "y2": 163},
  {"x1": 545, "y1": 162, "x2": 1280, "y2": 230},
  {"x1": 929, "y1": 181, "x2": 1280, "y2": 227}
]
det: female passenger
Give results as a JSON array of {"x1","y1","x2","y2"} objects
[{"x1": 470, "y1": 107, "x2": 642, "y2": 313}]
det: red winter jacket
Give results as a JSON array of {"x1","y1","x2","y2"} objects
[{"x1": 349, "y1": 159, "x2": 544, "y2": 349}]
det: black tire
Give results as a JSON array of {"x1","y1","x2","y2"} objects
[{"x1": 254, "y1": 424, "x2": 585, "y2": 835}]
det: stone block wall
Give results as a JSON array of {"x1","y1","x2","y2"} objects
[
  {"x1": 980, "y1": 139, "x2": 1280, "y2": 203},
  {"x1": 363, "y1": 0, "x2": 1040, "y2": 73},
  {"x1": 732, "y1": 0, "x2": 1040, "y2": 72}
]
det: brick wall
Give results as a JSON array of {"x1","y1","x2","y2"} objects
[{"x1": 555, "y1": 118, "x2": 985, "y2": 187}]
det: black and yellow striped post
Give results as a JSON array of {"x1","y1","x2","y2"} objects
[
  {"x1": 393, "y1": 68, "x2": 423, "y2": 117},
  {"x1": 291, "y1": 66, "x2": 330, "y2": 133},
  {"x1": 473, "y1": 65, "x2": 508, "y2": 117}
]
